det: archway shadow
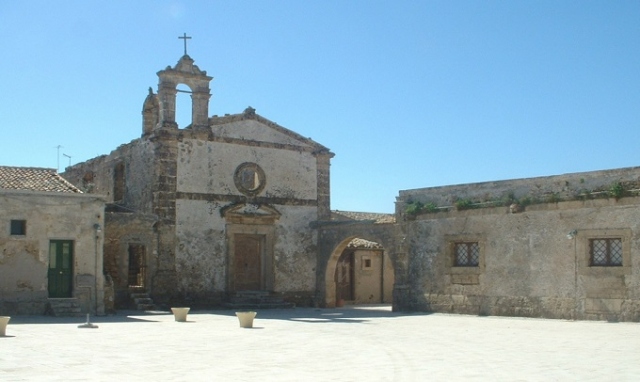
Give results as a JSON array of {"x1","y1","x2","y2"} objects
[{"x1": 212, "y1": 304, "x2": 431, "y2": 324}]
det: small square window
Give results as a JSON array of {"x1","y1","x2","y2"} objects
[
  {"x1": 10, "y1": 220, "x2": 26, "y2": 235},
  {"x1": 454, "y1": 242, "x2": 479, "y2": 267},
  {"x1": 362, "y1": 256, "x2": 372, "y2": 269},
  {"x1": 590, "y1": 238, "x2": 622, "y2": 266}
]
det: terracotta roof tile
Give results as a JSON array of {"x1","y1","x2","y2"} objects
[
  {"x1": 0, "y1": 166, "x2": 82, "y2": 193},
  {"x1": 346, "y1": 238, "x2": 383, "y2": 249}
]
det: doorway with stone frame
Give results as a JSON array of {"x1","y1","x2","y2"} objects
[
  {"x1": 232, "y1": 234, "x2": 264, "y2": 291},
  {"x1": 127, "y1": 243, "x2": 146, "y2": 288},
  {"x1": 224, "y1": 204, "x2": 279, "y2": 293}
]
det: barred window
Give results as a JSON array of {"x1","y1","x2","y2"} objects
[
  {"x1": 454, "y1": 242, "x2": 479, "y2": 266},
  {"x1": 590, "y1": 238, "x2": 622, "y2": 266}
]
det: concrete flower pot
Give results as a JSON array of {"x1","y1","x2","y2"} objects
[
  {"x1": 235, "y1": 311, "x2": 257, "y2": 328},
  {"x1": 0, "y1": 316, "x2": 10, "y2": 336},
  {"x1": 170, "y1": 307, "x2": 190, "y2": 322}
]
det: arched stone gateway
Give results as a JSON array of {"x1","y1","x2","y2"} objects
[{"x1": 315, "y1": 216, "x2": 409, "y2": 310}]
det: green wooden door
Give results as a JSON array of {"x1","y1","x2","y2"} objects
[{"x1": 48, "y1": 240, "x2": 73, "y2": 298}]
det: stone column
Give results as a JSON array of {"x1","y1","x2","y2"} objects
[
  {"x1": 158, "y1": 84, "x2": 178, "y2": 129},
  {"x1": 191, "y1": 90, "x2": 211, "y2": 129}
]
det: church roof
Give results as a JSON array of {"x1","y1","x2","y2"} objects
[
  {"x1": 0, "y1": 166, "x2": 82, "y2": 193},
  {"x1": 331, "y1": 210, "x2": 396, "y2": 224}
]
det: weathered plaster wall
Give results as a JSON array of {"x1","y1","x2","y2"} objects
[
  {"x1": 272, "y1": 206, "x2": 318, "y2": 292},
  {"x1": 211, "y1": 119, "x2": 313, "y2": 147},
  {"x1": 398, "y1": 196, "x2": 640, "y2": 321},
  {"x1": 0, "y1": 191, "x2": 105, "y2": 315},
  {"x1": 177, "y1": 139, "x2": 317, "y2": 199},
  {"x1": 174, "y1": 199, "x2": 227, "y2": 298}
]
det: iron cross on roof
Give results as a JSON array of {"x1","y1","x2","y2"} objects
[{"x1": 179, "y1": 33, "x2": 192, "y2": 55}]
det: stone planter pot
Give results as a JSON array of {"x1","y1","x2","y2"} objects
[
  {"x1": 0, "y1": 316, "x2": 10, "y2": 337},
  {"x1": 170, "y1": 307, "x2": 190, "y2": 322},
  {"x1": 235, "y1": 311, "x2": 257, "y2": 328}
]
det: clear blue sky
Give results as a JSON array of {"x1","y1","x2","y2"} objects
[{"x1": 1, "y1": 1, "x2": 639, "y2": 213}]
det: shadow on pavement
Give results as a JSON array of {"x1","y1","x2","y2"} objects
[
  {"x1": 208, "y1": 305, "x2": 432, "y2": 324},
  {"x1": 6, "y1": 312, "x2": 168, "y2": 325},
  {"x1": 5, "y1": 305, "x2": 431, "y2": 325}
]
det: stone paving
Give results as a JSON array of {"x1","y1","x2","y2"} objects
[{"x1": 1, "y1": 305, "x2": 639, "y2": 381}]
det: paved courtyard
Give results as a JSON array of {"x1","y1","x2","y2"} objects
[{"x1": 1, "y1": 305, "x2": 639, "y2": 381}]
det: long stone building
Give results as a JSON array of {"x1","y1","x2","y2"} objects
[
  {"x1": 62, "y1": 52, "x2": 640, "y2": 321},
  {"x1": 393, "y1": 168, "x2": 640, "y2": 321}
]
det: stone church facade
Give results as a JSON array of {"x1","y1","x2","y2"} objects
[{"x1": 63, "y1": 54, "x2": 333, "y2": 308}]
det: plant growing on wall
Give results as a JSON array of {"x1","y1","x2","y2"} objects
[
  {"x1": 404, "y1": 201, "x2": 423, "y2": 216},
  {"x1": 609, "y1": 182, "x2": 625, "y2": 200},
  {"x1": 545, "y1": 193, "x2": 562, "y2": 203},
  {"x1": 405, "y1": 201, "x2": 440, "y2": 217},
  {"x1": 455, "y1": 198, "x2": 476, "y2": 211}
]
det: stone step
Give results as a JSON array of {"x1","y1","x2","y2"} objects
[
  {"x1": 134, "y1": 297, "x2": 153, "y2": 305},
  {"x1": 226, "y1": 291, "x2": 295, "y2": 310},
  {"x1": 129, "y1": 290, "x2": 155, "y2": 311},
  {"x1": 46, "y1": 299, "x2": 84, "y2": 317},
  {"x1": 235, "y1": 290, "x2": 271, "y2": 297}
]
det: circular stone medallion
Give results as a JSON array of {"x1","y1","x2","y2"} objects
[{"x1": 234, "y1": 162, "x2": 266, "y2": 196}]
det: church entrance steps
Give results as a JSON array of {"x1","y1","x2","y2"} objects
[
  {"x1": 45, "y1": 298, "x2": 83, "y2": 317},
  {"x1": 128, "y1": 287, "x2": 156, "y2": 311},
  {"x1": 225, "y1": 290, "x2": 295, "y2": 310}
]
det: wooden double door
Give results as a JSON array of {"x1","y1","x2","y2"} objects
[{"x1": 233, "y1": 234, "x2": 264, "y2": 291}]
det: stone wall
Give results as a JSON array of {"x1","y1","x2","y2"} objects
[
  {"x1": 397, "y1": 166, "x2": 640, "y2": 216},
  {"x1": 395, "y1": 167, "x2": 640, "y2": 321}
]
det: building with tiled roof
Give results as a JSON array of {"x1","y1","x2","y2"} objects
[
  {"x1": 0, "y1": 166, "x2": 82, "y2": 193},
  {"x1": 0, "y1": 165, "x2": 105, "y2": 316}
]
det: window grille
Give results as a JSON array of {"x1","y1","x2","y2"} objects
[
  {"x1": 590, "y1": 238, "x2": 623, "y2": 266},
  {"x1": 454, "y1": 242, "x2": 479, "y2": 266}
]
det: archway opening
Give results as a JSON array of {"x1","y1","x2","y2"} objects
[
  {"x1": 175, "y1": 83, "x2": 192, "y2": 128},
  {"x1": 327, "y1": 237, "x2": 394, "y2": 307}
]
